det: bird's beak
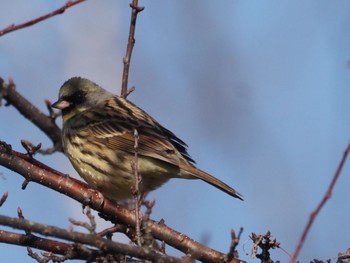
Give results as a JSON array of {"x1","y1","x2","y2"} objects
[{"x1": 51, "y1": 99, "x2": 70, "y2": 110}]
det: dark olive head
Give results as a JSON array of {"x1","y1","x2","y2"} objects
[{"x1": 52, "y1": 77, "x2": 113, "y2": 122}]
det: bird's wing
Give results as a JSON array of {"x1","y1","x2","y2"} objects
[{"x1": 76, "y1": 96, "x2": 195, "y2": 166}]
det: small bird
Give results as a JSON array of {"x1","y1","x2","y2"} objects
[{"x1": 52, "y1": 77, "x2": 243, "y2": 201}]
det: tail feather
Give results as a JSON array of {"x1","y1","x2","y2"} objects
[{"x1": 181, "y1": 165, "x2": 243, "y2": 200}]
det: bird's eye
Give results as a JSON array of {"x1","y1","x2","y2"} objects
[{"x1": 71, "y1": 90, "x2": 86, "y2": 104}]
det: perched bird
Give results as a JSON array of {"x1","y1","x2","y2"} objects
[{"x1": 52, "y1": 77, "x2": 243, "y2": 201}]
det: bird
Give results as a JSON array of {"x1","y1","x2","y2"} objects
[{"x1": 51, "y1": 77, "x2": 243, "y2": 201}]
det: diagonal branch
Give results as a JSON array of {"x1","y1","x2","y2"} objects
[
  {"x1": 0, "y1": 140, "x2": 244, "y2": 263},
  {"x1": 290, "y1": 143, "x2": 350, "y2": 263},
  {"x1": 0, "y1": 0, "x2": 87, "y2": 37},
  {"x1": 0, "y1": 78, "x2": 63, "y2": 153}
]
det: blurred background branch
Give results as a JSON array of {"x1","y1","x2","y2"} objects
[{"x1": 0, "y1": 0, "x2": 86, "y2": 37}]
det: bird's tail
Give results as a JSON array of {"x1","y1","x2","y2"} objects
[{"x1": 180, "y1": 165, "x2": 243, "y2": 200}]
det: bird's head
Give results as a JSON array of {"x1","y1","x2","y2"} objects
[{"x1": 52, "y1": 77, "x2": 113, "y2": 123}]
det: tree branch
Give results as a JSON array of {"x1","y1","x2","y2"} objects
[
  {"x1": 121, "y1": 0, "x2": 144, "y2": 98},
  {"x1": 0, "y1": 140, "x2": 244, "y2": 263},
  {"x1": 0, "y1": 0, "x2": 87, "y2": 37},
  {"x1": 0, "y1": 229, "x2": 101, "y2": 261},
  {"x1": 290, "y1": 143, "x2": 350, "y2": 263},
  {"x1": 0, "y1": 78, "x2": 63, "y2": 153}
]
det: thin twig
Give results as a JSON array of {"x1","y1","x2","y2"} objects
[
  {"x1": 21, "y1": 140, "x2": 42, "y2": 157},
  {"x1": 28, "y1": 247, "x2": 73, "y2": 263},
  {"x1": 0, "y1": 214, "x2": 180, "y2": 263},
  {"x1": 141, "y1": 200, "x2": 157, "y2": 249},
  {"x1": 227, "y1": 227, "x2": 243, "y2": 261},
  {"x1": 0, "y1": 0, "x2": 87, "y2": 37},
  {"x1": 291, "y1": 143, "x2": 350, "y2": 263},
  {"x1": 69, "y1": 207, "x2": 96, "y2": 235},
  {"x1": 0, "y1": 192, "x2": 8, "y2": 207},
  {"x1": 120, "y1": 0, "x2": 144, "y2": 98},
  {"x1": 0, "y1": 229, "x2": 99, "y2": 261},
  {"x1": 132, "y1": 129, "x2": 142, "y2": 246},
  {"x1": 21, "y1": 179, "x2": 30, "y2": 190},
  {"x1": 250, "y1": 233, "x2": 263, "y2": 260},
  {"x1": 97, "y1": 224, "x2": 131, "y2": 239},
  {"x1": 27, "y1": 247, "x2": 48, "y2": 263},
  {"x1": 17, "y1": 207, "x2": 31, "y2": 236}
]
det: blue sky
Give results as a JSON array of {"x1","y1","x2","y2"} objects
[{"x1": 1, "y1": 1, "x2": 350, "y2": 262}]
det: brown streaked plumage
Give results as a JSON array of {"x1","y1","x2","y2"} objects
[{"x1": 52, "y1": 77, "x2": 243, "y2": 200}]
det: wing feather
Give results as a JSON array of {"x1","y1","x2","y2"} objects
[{"x1": 73, "y1": 96, "x2": 195, "y2": 166}]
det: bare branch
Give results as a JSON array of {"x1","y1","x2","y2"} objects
[
  {"x1": 0, "y1": 229, "x2": 99, "y2": 261},
  {"x1": 17, "y1": 207, "x2": 31, "y2": 236},
  {"x1": 97, "y1": 224, "x2": 133, "y2": 240},
  {"x1": 131, "y1": 128, "x2": 142, "y2": 246},
  {"x1": 227, "y1": 227, "x2": 243, "y2": 261},
  {"x1": 126, "y1": 86, "x2": 136, "y2": 97},
  {"x1": 0, "y1": 140, "x2": 245, "y2": 263},
  {"x1": 20, "y1": 140, "x2": 42, "y2": 157},
  {"x1": 250, "y1": 231, "x2": 280, "y2": 262},
  {"x1": 0, "y1": 78, "x2": 63, "y2": 153},
  {"x1": 141, "y1": 199, "x2": 157, "y2": 249},
  {"x1": 121, "y1": 0, "x2": 145, "y2": 98},
  {"x1": 0, "y1": 192, "x2": 8, "y2": 207},
  {"x1": 291, "y1": 143, "x2": 350, "y2": 263},
  {"x1": 0, "y1": 0, "x2": 87, "y2": 37},
  {"x1": 0, "y1": 214, "x2": 181, "y2": 263},
  {"x1": 69, "y1": 206, "x2": 96, "y2": 234}
]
